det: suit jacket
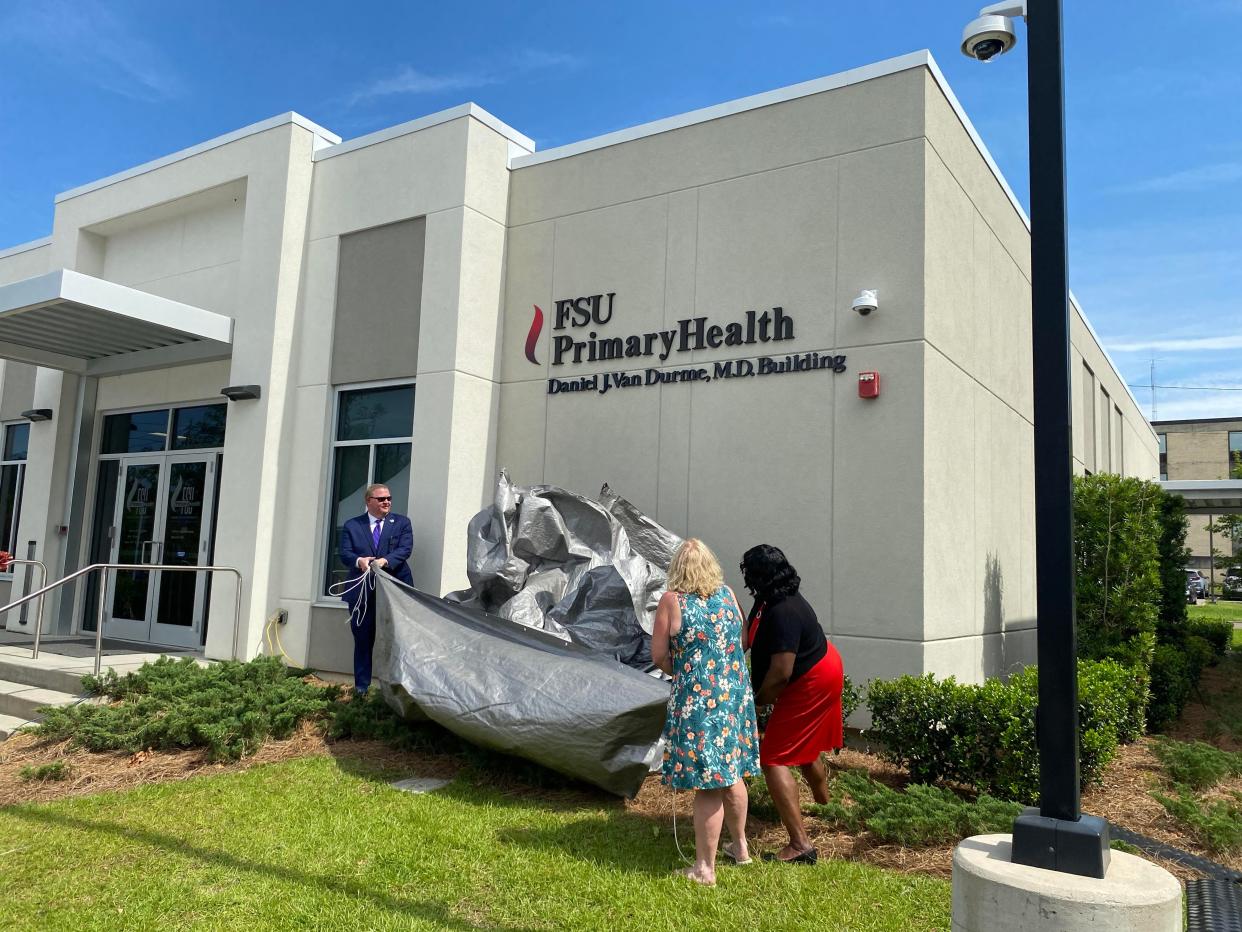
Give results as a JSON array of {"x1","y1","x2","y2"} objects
[{"x1": 339, "y1": 512, "x2": 414, "y2": 607}]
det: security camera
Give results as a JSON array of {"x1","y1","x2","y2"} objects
[
  {"x1": 851, "y1": 289, "x2": 878, "y2": 316},
  {"x1": 961, "y1": 2, "x2": 1024, "y2": 62}
]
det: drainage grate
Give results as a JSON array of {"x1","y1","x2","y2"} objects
[
  {"x1": 1110, "y1": 822, "x2": 1242, "y2": 882},
  {"x1": 1187, "y1": 878, "x2": 1242, "y2": 932}
]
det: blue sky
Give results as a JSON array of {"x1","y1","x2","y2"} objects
[{"x1": 1, "y1": 1, "x2": 1238, "y2": 420}]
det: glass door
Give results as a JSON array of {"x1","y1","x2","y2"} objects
[
  {"x1": 104, "y1": 459, "x2": 163, "y2": 643},
  {"x1": 101, "y1": 454, "x2": 217, "y2": 647},
  {"x1": 149, "y1": 455, "x2": 217, "y2": 648}
]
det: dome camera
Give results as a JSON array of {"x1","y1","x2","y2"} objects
[
  {"x1": 961, "y1": 14, "x2": 1018, "y2": 61},
  {"x1": 851, "y1": 289, "x2": 878, "y2": 316}
]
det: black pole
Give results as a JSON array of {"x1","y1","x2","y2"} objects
[{"x1": 1009, "y1": 0, "x2": 1110, "y2": 878}]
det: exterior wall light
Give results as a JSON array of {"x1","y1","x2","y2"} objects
[
  {"x1": 21, "y1": 408, "x2": 53, "y2": 422},
  {"x1": 220, "y1": 385, "x2": 262, "y2": 401}
]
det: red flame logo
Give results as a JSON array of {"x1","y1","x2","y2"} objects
[{"x1": 525, "y1": 304, "x2": 544, "y2": 365}]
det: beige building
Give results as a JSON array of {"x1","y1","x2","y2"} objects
[
  {"x1": 1153, "y1": 417, "x2": 1242, "y2": 576},
  {"x1": 0, "y1": 51, "x2": 1157, "y2": 690}
]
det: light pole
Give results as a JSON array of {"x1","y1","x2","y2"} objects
[{"x1": 961, "y1": 0, "x2": 1109, "y2": 878}]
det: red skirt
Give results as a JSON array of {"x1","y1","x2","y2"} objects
[{"x1": 760, "y1": 644, "x2": 844, "y2": 767}]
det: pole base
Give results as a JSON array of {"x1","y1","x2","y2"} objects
[
  {"x1": 1011, "y1": 808, "x2": 1110, "y2": 878},
  {"x1": 952, "y1": 834, "x2": 1181, "y2": 931}
]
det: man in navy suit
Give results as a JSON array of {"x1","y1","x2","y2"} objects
[{"x1": 339, "y1": 483, "x2": 414, "y2": 693}]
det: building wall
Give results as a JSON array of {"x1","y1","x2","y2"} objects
[
  {"x1": 501, "y1": 69, "x2": 944, "y2": 693},
  {"x1": 289, "y1": 114, "x2": 521, "y2": 672},
  {"x1": 498, "y1": 62, "x2": 1157, "y2": 694}
]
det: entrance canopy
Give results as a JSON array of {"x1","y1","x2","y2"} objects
[
  {"x1": 1160, "y1": 480, "x2": 1242, "y2": 515},
  {"x1": 0, "y1": 269, "x2": 233, "y2": 377}
]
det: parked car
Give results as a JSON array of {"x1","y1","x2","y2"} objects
[
  {"x1": 1224, "y1": 567, "x2": 1242, "y2": 601},
  {"x1": 1185, "y1": 569, "x2": 1208, "y2": 601}
]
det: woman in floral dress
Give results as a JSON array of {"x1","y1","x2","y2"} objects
[{"x1": 653, "y1": 538, "x2": 760, "y2": 886}]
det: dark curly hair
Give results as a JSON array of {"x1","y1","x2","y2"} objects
[{"x1": 740, "y1": 544, "x2": 800, "y2": 603}]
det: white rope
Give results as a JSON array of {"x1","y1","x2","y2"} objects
[
  {"x1": 327, "y1": 565, "x2": 376, "y2": 628},
  {"x1": 671, "y1": 786, "x2": 693, "y2": 865}
]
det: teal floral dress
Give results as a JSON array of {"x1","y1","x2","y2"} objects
[{"x1": 661, "y1": 586, "x2": 760, "y2": 789}]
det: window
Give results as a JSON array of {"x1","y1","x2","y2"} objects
[
  {"x1": 1230, "y1": 431, "x2": 1242, "y2": 480},
  {"x1": 323, "y1": 383, "x2": 415, "y2": 596},
  {"x1": 0, "y1": 422, "x2": 29, "y2": 564},
  {"x1": 1114, "y1": 406, "x2": 1124, "y2": 475},
  {"x1": 1081, "y1": 363, "x2": 1096, "y2": 472},
  {"x1": 1100, "y1": 389, "x2": 1112, "y2": 473},
  {"x1": 1158, "y1": 433, "x2": 1167, "y2": 481},
  {"x1": 100, "y1": 405, "x2": 226, "y2": 454}
]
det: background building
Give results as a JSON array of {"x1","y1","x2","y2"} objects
[
  {"x1": 1152, "y1": 416, "x2": 1242, "y2": 582},
  {"x1": 0, "y1": 52, "x2": 1158, "y2": 690}
]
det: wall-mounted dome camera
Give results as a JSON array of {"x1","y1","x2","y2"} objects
[
  {"x1": 851, "y1": 290, "x2": 878, "y2": 316},
  {"x1": 961, "y1": 2, "x2": 1024, "y2": 62},
  {"x1": 962, "y1": 15, "x2": 1018, "y2": 60}
]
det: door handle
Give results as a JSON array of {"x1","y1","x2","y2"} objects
[{"x1": 140, "y1": 540, "x2": 157, "y2": 564}]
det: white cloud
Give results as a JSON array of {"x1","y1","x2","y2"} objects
[
  {"x1": 1111, "y1": 161, "x2": 1242, "y2": 194},
  {"x1": 1109, "y1": 334, "x2": 1242, "y2": 353},
  {"x1": 1, "y1": 1, "x2": 184, "y2": 102},
  {"x1": 348, "y1": 49, "x2": 583, "y2": 107}
]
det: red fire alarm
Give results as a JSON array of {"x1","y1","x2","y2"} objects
[{"x1": 858, "y1": 371, "x2": 880, "y2": 399}]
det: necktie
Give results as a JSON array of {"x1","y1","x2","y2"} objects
[{"x1": 372, "y1": 520, "x2": 382, "y2": 550}]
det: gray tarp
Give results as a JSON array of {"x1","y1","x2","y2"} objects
[
  {"x1": 446, "y1": 470, "x2": 683, "y2": 669},
  {"x1": 373, "y1": 574, "x2": 670, "y2": 797},
  {"x1": 372, "y1": 472, "x2": 684, "y2": 796}
]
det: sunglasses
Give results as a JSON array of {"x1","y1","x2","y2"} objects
[{"x1": 370, "y1": 496, "x2": 392, "y2": 502}]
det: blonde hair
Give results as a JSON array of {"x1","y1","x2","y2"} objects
[{"x1": 666, "y1": 538, "x2": 724, "y2": 599}]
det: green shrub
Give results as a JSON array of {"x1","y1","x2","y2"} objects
[
  {"x1": 18, "y1": 761, "x2": 70, "y2": 782},
  {"x1": 1148, "y1": 644, "x2": 1195, "y2": 731},
  {"x1": 326, "y1": 688, "x2": 455, "y2": 753},
  {"x1": 808, "y1": 770, "x2": 1021, "y2": 847},
  {"x1": 864, "y1": 674, "x2": 976, "y2": 786},
  {"x1": 1187, "y1": 619, "x2": 1233, "y2": 661},
  {"x1": 1153, "y1": 787, "x2": 1242, "y2": 854},
  {"x1": 1073, "y1": 474, "x2": 1162, "y2": 660},
  {"x1": 1151, "y1": 739, "x2": 1242, "y2": 790},
  {"x1": 841, "y1": 675, "x2": 862, "y2": 723},
  {"x1": 36, "y1": 656, "x2": 339, "y2": 762},
  {"x1": 1156, "y1": 492, "x2": 1192, "y2": 635},
  {"x1": 865, "y1": 659, "x2": 1142, "y2": 804}
]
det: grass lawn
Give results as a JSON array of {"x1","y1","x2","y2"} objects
[
  {"x1": 1188, "y1": 600, "x2": 1242, "y2": 627},
  {"x1": 0, "y1": 754, "x2": 951, "y2": 931}
]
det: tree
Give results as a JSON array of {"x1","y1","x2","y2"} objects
[
  {"x1": 1073, "y1": 474, "x2": 1162, "y2": 659},
  {"x1": 1156, "y1": 492, "x2": 1191, "y2": 636}
]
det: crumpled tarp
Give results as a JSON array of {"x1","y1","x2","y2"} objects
[
  {"x1": 446, "y1": 470, "x2": 684, "y2": 669},
  {"x1": 373, "y1": 574, "x2": 669, "y2": 797}
]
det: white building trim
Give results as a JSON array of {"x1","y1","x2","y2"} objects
[
  {"x1": 0, "y1": 269, "x2": 234, "y2": 374},
  {"x1": 0, "y1": 237, "x2": 52, "y2": 261},
  {"x1": 313, "y1": 103, "x2": 535, "y2": 162},
  {"x1": 55, "y1": 112, "x2": 341, "y2": 203}
]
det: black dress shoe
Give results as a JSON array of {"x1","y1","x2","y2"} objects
[{"x1": 762, "y1": 847, "x2": 818, "y2": 864}]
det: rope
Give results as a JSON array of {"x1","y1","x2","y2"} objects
[
  {"x1": 327, "y1": 565, "x2": 376, "y2": 629},
  {"x1": 671, "y1": 787, "x2": 693, "y2": 865}
]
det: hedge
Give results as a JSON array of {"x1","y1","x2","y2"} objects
[{"x1": 866, "y1": 657, "x2": 1148, "y2": 804}]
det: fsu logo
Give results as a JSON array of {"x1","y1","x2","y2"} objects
[{"x1": 524, "y1": 304, "x2": 544, "y2": 365}]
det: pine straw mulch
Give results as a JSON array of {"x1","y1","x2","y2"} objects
[
  {"x1": 0, "y1": 721, "x2": 460, "y2": 809},
  {"x1": 624, "y1": 747, "x2": 963, "y2": 878}
]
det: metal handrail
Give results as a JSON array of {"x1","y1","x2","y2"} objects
[
  {"x1": 0, "y1": 562, "x2": 243, "y2": 675},
  {"x1": 1, "y1": 559, "x2": 49, "y2": 658}
]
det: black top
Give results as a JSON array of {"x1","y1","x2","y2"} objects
[{"x1": 748, "y1": 593, "x2": 827, "y2": 693}]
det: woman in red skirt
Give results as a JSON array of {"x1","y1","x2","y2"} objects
[{"x1": 740, "y1": 544, "x2": 844, "y2": 864}]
